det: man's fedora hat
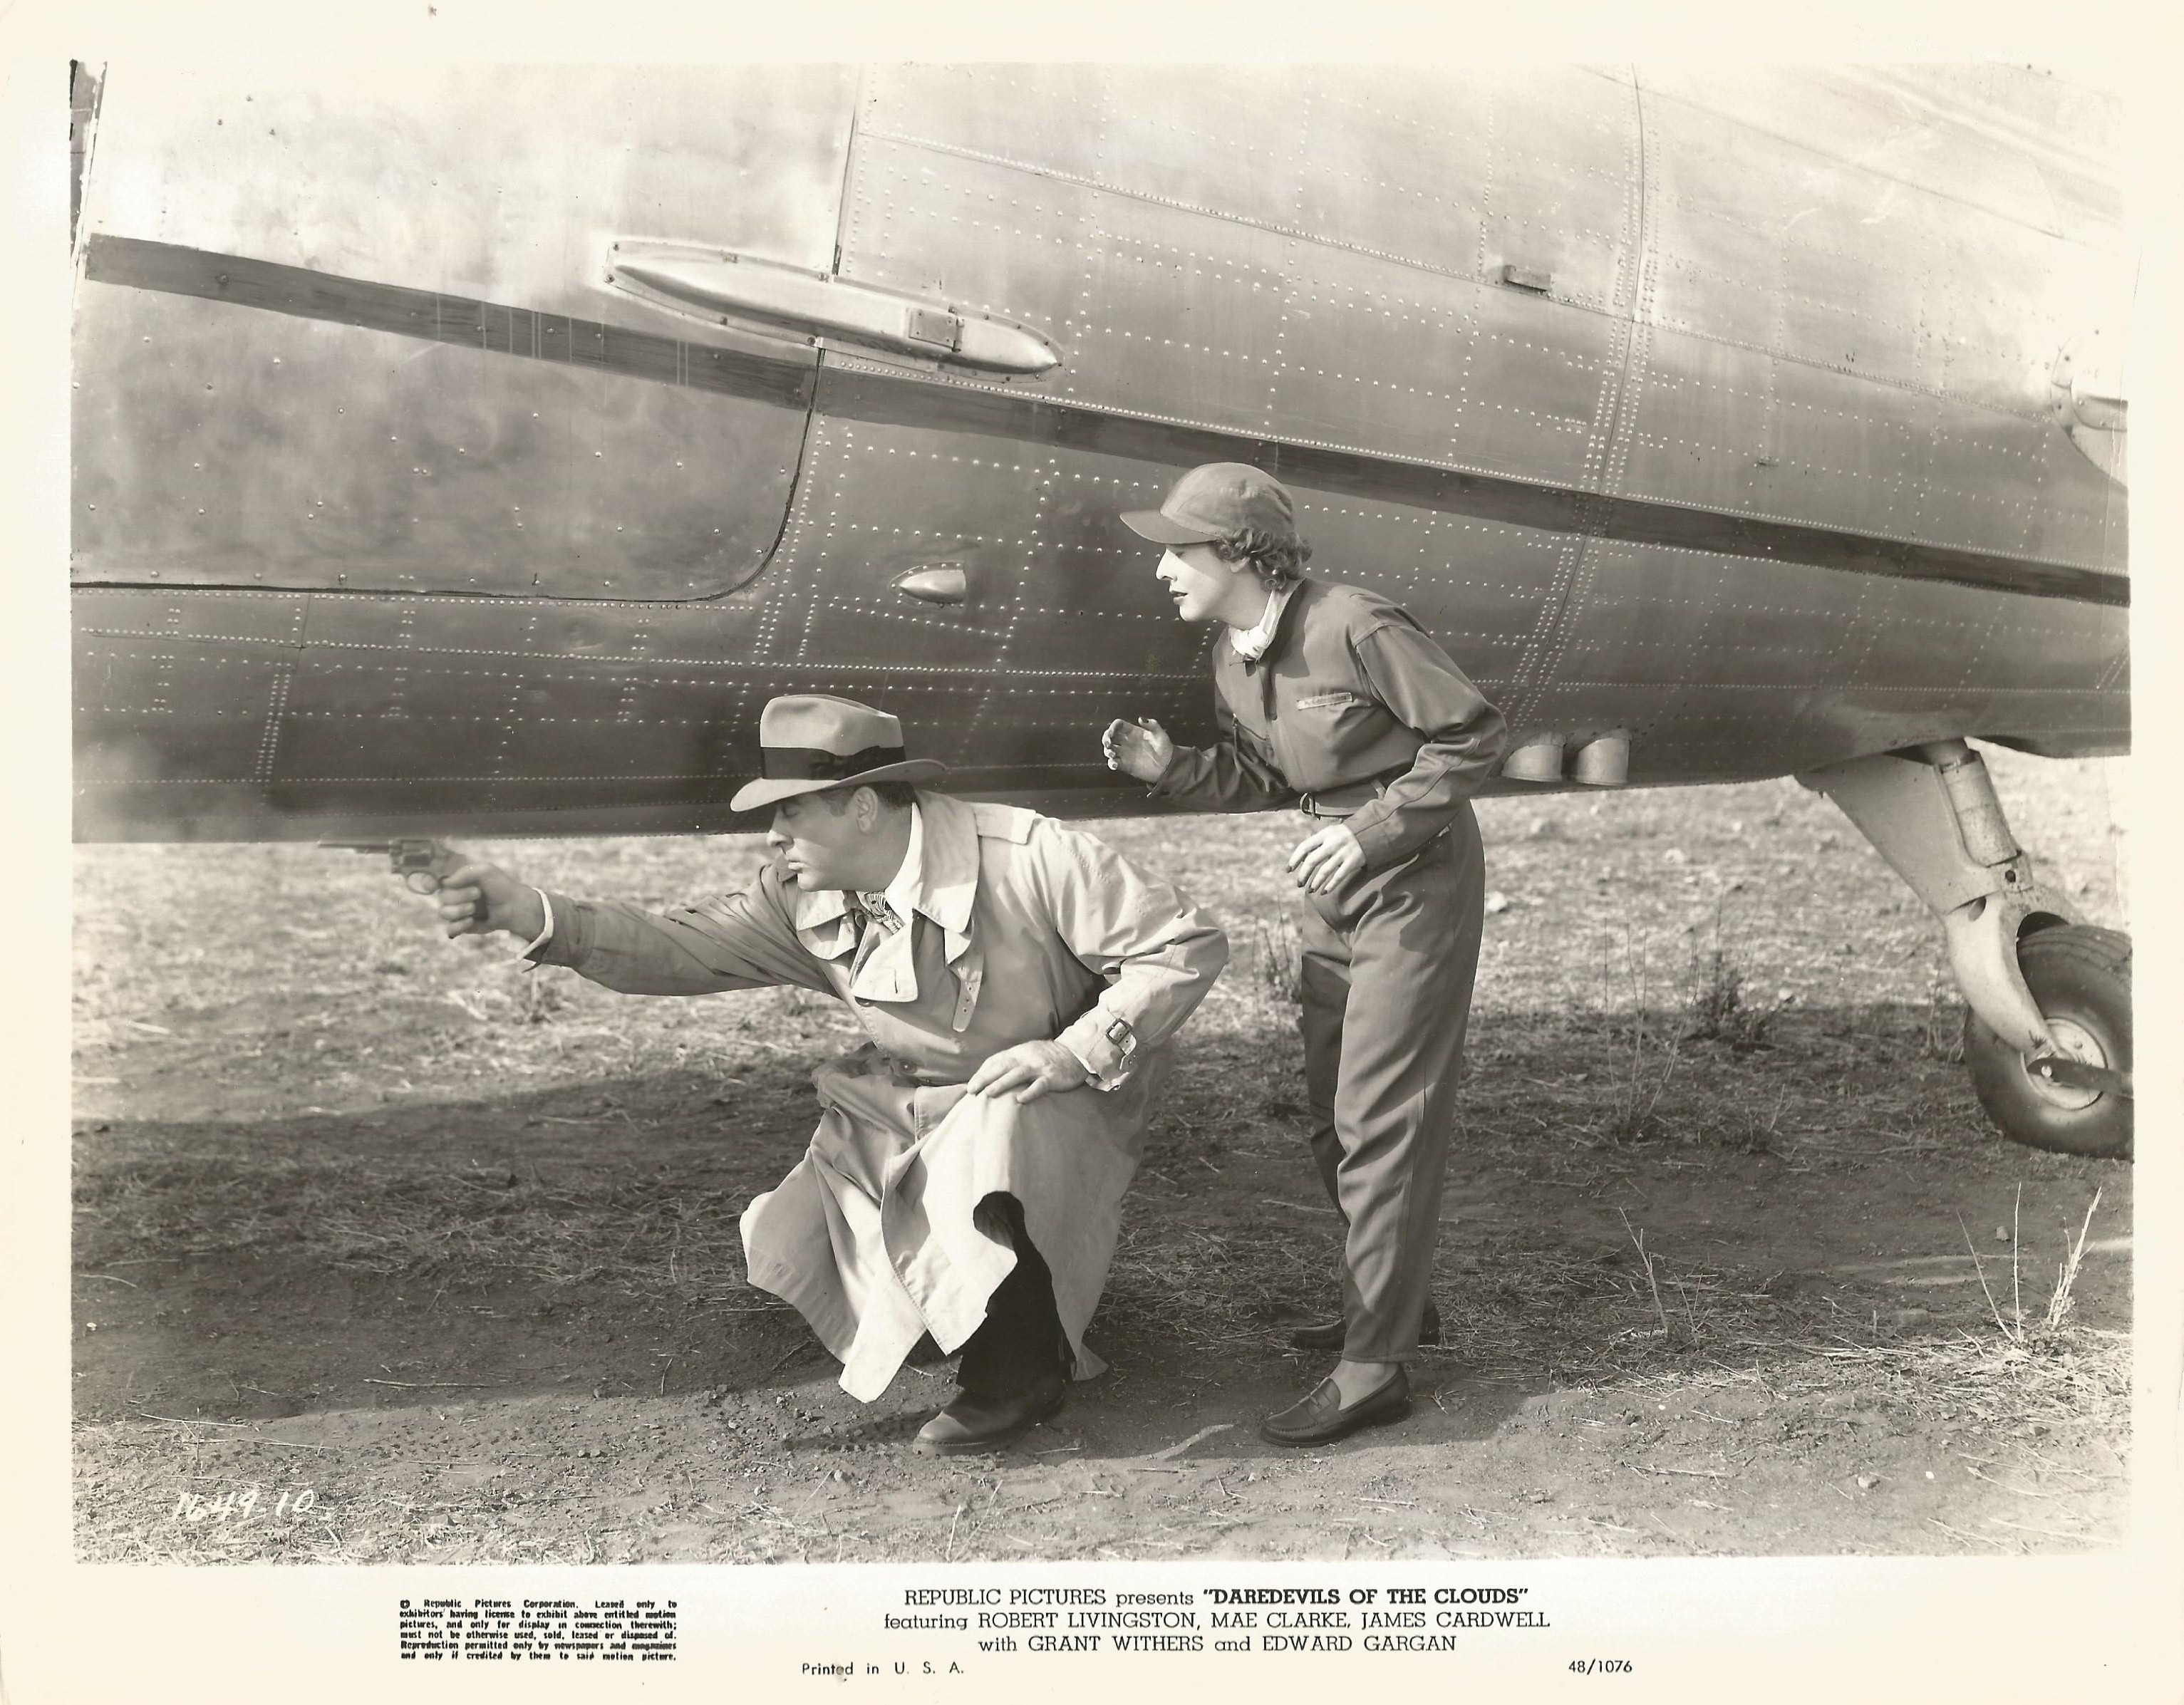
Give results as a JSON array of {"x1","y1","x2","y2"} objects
[
  {"x1": 1119, "y1": 462, "x2": 1298, "y2": 548},
  {"x1": 730, "y1": 695, "x2": 947, "y2": 813}
]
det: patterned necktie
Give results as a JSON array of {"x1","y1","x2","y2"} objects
[{"x1": 847, "y1": 895, "x2": 903, "y2": 973}]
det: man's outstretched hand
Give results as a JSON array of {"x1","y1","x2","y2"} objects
[
  {"x1": 430, "y1": 857, "x2": 546, "y2": 943},
  {"x1": 967, "y1": 1040, "x2": 1089, "y2": 1104}
]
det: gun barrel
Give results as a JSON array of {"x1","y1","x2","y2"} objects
[{"x1": 314, "y1": 838, "x2": 452, "y2": 879}]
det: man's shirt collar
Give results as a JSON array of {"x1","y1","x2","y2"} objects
[{"x1": 788, "y1": 794, "x2": 980, "y2": 969}]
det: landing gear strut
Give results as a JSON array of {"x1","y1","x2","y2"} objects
[{"x1": 1800, "y1": 742, "x2": 2132, "y2": 1159}]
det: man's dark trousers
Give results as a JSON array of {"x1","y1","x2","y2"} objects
[{"x1": 955, "y1": 1193, "x2": 1067, "y2": 1394}]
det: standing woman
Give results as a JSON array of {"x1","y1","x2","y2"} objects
[{"x1": 1103, "y1": 463, "x2": 1507, "y2": 1445}]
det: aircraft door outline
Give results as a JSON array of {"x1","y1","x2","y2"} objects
[{"x1": 71, "y1": 66, "x2": 857, "y2": 604}]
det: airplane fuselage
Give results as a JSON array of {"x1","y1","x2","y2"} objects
[{"x1": 70, "y1": 64, "x2": 2128, "y2": 841}]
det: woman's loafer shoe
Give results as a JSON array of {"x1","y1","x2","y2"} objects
[
  {"x1": 914, "y1": 1370, "x2": 1067, "y2": 1456},
  {"x1": 1258, "y1": 1368, "x2": 1411, "y2": 1446},
  {"x1": 1287, "y1": 1300, "x2": 1441, "y2": 1353}
]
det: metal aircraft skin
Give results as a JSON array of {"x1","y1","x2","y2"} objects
[{"x1": 70, "y1": 63, "x2": 2128, "y2": 846}]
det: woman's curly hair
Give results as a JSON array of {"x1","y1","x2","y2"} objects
[{"x1": 1210, "y1": 526, "x2": 1313, "y2": 586}]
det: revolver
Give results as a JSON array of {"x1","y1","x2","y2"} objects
[{"x1": 319, "y1": 837, "x2": 455, "y2": 893}]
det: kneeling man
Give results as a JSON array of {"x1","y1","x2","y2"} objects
[{"x1": 428, "y1": 695, "x2": 1228, "y2": 1453}]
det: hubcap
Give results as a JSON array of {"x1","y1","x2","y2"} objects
[{"x1": 2022, "y1": 1015, "x2": 2106, "y2": 1111}]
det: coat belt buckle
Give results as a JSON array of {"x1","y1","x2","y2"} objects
[{"x1": 863, "y1": 1044, "x2": 916, "y2": 1084}]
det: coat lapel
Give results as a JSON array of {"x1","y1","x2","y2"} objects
[
  {"x1": 908, "y1": 792, "x2": 980, "y2": 968},
  {"x1": 848, "y1": 911, "x2": 921, "y2": 1002}
]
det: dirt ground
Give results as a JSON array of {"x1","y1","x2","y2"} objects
[{"x1": 70, "y1": 747, "x2": 2132, "y2": 1563}]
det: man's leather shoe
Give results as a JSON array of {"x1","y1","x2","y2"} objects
[
  {"x1": 1258, "y1": 1367, "x2": 1411, "y2": 1446},
  {"x1": 1288, "y1": 1299, "x2": 1441, "y2": 1353},
  {"x1": 914, "y1": 1369, "x2": 1067, "y2": 1456}
]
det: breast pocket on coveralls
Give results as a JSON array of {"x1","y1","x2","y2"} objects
[{"x1": 1291, "y1": 685, "x2": 1382, "y2": 747}]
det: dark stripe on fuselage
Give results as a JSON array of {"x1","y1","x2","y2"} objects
[
  {"x1": 82, "y1": 233, "x2": 815, "y2": 411},
  {"x1": 819, "y1": 370, "x2": 2128, "y2": 609},
  {"x1": 83, "y1": 234, "x2": 2128, "y2": 610}
]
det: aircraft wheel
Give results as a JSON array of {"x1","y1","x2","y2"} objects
[{"x1": 1964, "y1": 925, "x2": 2132, "y2": 1159}]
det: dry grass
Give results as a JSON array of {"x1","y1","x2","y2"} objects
[
  {"x1": 1248, "y1": 913, "x2": 1303, "y2": 1008},
  {"x1": 74, "y1": 763, "x2": 2126, "y2": 1322},
  {"x1": 1620, "y1": 1326, "x2": 2131, "y2": 1448},
  {"x1": 1102, "y1": 1212, "x2": 1337, "y2": 1357},
  {"x1": 1682, "y1": 901, "x2": 1786, "y2": 1051},
  {"x1": 1959, "y1": 1184, "x2": 2106, "y2": 1347},
  {"x1": 70, "y1": 749, "x2": 2133, "y2": 1562}
]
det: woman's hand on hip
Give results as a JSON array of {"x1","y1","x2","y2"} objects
[
  {"x1": 1288, "y1": 822, "x2": 1366, "y2": 894},
  {"x1": 1101, "y1": 717, "x2": 1174, "y2": 784}
]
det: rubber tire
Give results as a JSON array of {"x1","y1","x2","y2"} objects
[{"x1": 1963, "y1": 924, "x2": 2132, "y2": 1159}]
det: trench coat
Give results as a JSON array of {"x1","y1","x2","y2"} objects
[{"x1": 524, "y1": 791, "x2": 1228, "y2": 1399}]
